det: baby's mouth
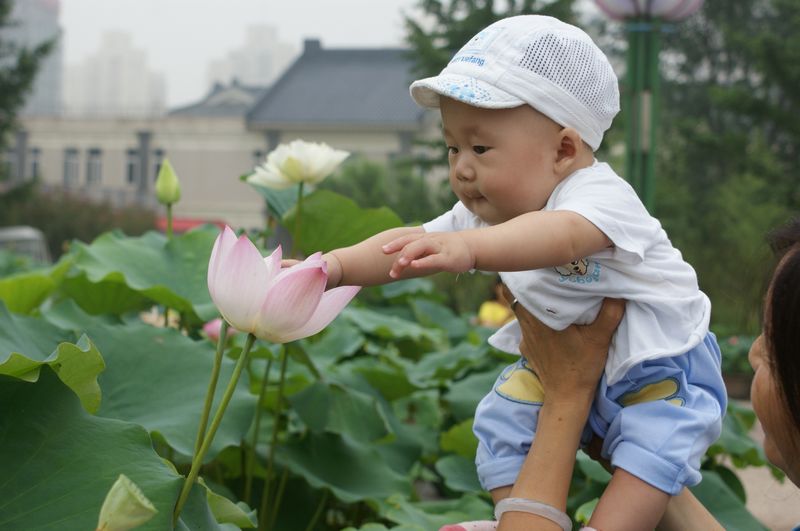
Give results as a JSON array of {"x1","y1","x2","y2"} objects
[{"x1": 462, "y1": 191, "x2": 484, "y2": 200}]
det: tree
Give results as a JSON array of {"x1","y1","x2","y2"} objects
[
  {"x1": 0, "y1": 0, "x2": 55, "y2": 169},
  {"x1": 653, "y1": 0, "x2": 800, "y2": 331},
  {"x1": 405, "y1": 0, "x2": 577, "y2": 78}
]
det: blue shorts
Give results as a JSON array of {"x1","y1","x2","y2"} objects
[{"x1": 473, "y1": 333, "x2": 727, "y2": 495}]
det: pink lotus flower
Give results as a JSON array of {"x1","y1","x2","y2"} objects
[
  {"x1": 202, "y1": 318, "x2": 238, "y2": 343},
  {"x1": 207, "y1": 226, "x2": 360, "y2": 343}
]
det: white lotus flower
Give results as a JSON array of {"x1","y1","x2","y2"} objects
[{"x1": 247, "y1": 139, "x2": 349, "y2": 190}]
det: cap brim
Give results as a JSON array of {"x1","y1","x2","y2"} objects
[{"x1": 410, "y1": 74, "x2": 525, "y2": 109}]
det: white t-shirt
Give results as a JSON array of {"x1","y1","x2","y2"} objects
[{"x1": 423, "y1": 161, "x2": 711, "y2": 385}]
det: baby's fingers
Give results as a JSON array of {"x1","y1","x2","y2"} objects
[
  {"x1": 382, "y1": 233, "x2": 424, "y2": 254},
  {"x1": 388, "y1": 239, "x2": 440, "y2": 278}
]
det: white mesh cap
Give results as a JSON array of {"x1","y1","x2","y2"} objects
[{"x1": 410, "y1": 15, "x2": 620, "y2": 151}]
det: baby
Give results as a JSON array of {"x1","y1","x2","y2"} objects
[{"x1": 321, "y1": 15, "x2": 726, "y2": 530}]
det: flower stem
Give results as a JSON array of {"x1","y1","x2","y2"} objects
[
  {"x1": 304, "y1": 489, "x2": 329, "y2": 531},
  {"x1": 258, "y1": 345, "x2": 289, "y2": 528},
  {"x1": 193, "y1": 320, "x2": 229, "y2": 456},
  {"x1": 289, "y1": 182, "x2": 304, "y2": 258},
  {"x1": 244, "y1": 356, "x2": 273, "y2": 505},
  {"x1": 166, "y1": 203, "x2": 173, "y2": 239},
  {"x1": 267, "y1": 469, "x2": 289, "y2": 530},
  {"x1": 173, "y1": 333, "x2": 256, "y2": 525}
]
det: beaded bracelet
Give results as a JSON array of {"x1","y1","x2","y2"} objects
[{"x1": 494, "y1": 498, "x2": 572, "y2": 531}]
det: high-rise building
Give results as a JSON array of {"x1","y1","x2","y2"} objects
[
  {"x1": 206, "y1": 25, "x2": 296, "y2": 89},
  {"x1": 63, "y1": 31, "x2": 166, "y2": 117},
  {"x1": 5, "y1": 0, "x2": 63, "y2": 116}
]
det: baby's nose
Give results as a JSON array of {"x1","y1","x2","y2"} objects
[{"x1": 454, "y1": 160, "x2": 476, "y2": 182}]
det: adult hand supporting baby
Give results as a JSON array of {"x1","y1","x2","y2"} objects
[
  {"x1": 507, "y1": 287, "x2": 624, "y2": 407},
  {"x1": 497, "y1": 287, "x2": 624, "y2": 531}
]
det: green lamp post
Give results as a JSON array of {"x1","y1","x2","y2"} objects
[{"x1": 595, "y1": 0, "x2": 704, "y2": 211}]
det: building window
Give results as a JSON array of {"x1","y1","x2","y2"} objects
[
  {"x1": 29, "y1": 148, "x2": 40, "y2": 179},
  {"x1": 2, "y1": 150, "x2": 15, "y2": 181},
  {"x1": 126, "y1": 149, "x2": 139, "y2": 185},
  {"x1": 87, "y1": 148, "x2": 102, "y2": 185},
  {"x1": 63, "y1": 148, "x2": 79, "y2": 187},
  {"x1": 153, "y1": 148, "x2": 165, "y2": 180}
]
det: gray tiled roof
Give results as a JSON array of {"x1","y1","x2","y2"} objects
[
  {"x1": 169, "y1": 80, "x2": 267, "y2": 117},
  {"x1": 247, "y1": 40, "x2": 425, "y2": 129}
]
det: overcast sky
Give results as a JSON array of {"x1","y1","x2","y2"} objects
[{"x1": 59, "y1": 0, "x2": 421, "y2": 107}]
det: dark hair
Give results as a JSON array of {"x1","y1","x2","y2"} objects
[{"x1": 766, "y1": 218, "x2": 800, "y2": 432}]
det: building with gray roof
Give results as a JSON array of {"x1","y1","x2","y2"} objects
[
  {"x1": 169, "y1": 79, "x2": 267, "y2": 118},
  {"x1": 14, "y1": 39, "x2": 435, "y2": 229},
  {"x1": 248, "y1": 39, "x2": 428, "y2": 155}
]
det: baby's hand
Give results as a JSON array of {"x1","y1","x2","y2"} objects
[
  {"x1": 382, "y1": 232, "x2": 475, "y2": 279},
  {"x1": 281, "y1": 255, "x2": 342, "y2": 289},
  {"x1": 280, "y1": 259, "x2": 302, "y2": 268}
]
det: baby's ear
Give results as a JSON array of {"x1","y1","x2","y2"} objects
[{"x1": 554, "y1": 127, "x2": 586, "y2": 175}]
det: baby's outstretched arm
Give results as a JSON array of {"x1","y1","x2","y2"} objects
[
  {"x1": 318, "y1": 225, "x2": 426, "y2": 288},
  {"x1": 384, "y1": 209, "x2": 612, "y2": 277}
]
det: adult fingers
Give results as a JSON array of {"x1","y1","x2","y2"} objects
[{"x1": 585, "y1": 298, "x2": 625, "y2": 344}]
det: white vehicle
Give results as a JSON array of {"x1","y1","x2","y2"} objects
[{"x1": 0, "y1": 226, "x2": 51, "y2": 264}]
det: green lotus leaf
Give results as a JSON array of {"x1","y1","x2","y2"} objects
[
  {"x1": 60, "y1": 271, "x2": 151, "y2": 316},
  {"x1": 300, "y1": 318, "x2": 364, "y2": 372},
  {"x1": 392, "y1": 390, "x2": 443, "y2": 432},
  {"x1": 408, "y1": 298, "x2": 469, "y2": 341},
  {"x1": 439, "y1": 418, "x2": 477, "y2": 459},
  {"x1": 88, "y1": 321, "x2": 256, "y2": 461},
  {"x1": 283, "y1": 190, "x2": 403, "y2": 254},
  {"x1": 277, "y1": 432, "x2": 411, "y2": 503},
  {"x1": 576, "y1": 450, "x2": 612, "y2": 483},
  {"x1": 378, "y1": 278, "x2": 436, "y2": 300},
  {"x1": 0, "y1": 302, "x2": 104, "y2": 412},
  {"x1": 290, "y1": 381, "x2": 392, "y2": 443},
  {"x1": 0, "y1": 257, "x2": 71, "y2": 314},
  {"x1": 348, "y1": 357, "x2": 420, "y2": 402},
  {"x1": 199, "y1": 478, "x2": 256, "y2": 528},
  {"x1": 434, "y1": 454, "x2": 482, "y2": 494},
  {"x1": 575, "y1": 498, "x2": 599, "y2": 525},
  {"x1": 40, "y1": 298, "x2": 117, "y2": 332},
  {"x1": 376, "y1": 494, "x2": 492, "y2": 529},
  {"x1": 444, "y1": 370, "x2": 499, "y2": 421},
  {"x1": 68, "y1": 228, "x2": 219, "y2": 321},
  {"x1": 407, "y1": 341, "x2": 489, "y2": 387},
  {"x1": 246, "y1": 180, "x2": 305, "y2": 220},
  {"x1": 343, "y1": 307, "x2": 443, "y2": 343},
  {"x1": 0, "y1": 368, "x2": 221, "y2": 530},
  {"x1": 691, "y1": 470, "x2": 768, "y2": 531}
]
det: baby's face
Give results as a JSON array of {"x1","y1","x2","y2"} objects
[{"x1": 440, "y1": 97, "x2": 564, "y2": 224}]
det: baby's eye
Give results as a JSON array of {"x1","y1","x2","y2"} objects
[
  {"x1": 472, "y1": 145, "x2": 489, "y2": 154},
  {"x1": 447, "y1": 146, "x2": 459, "y2": 155}
]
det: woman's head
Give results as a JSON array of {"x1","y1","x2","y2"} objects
[{"x1": 750, "y1": 218, "x2": 800, "y2": 483}]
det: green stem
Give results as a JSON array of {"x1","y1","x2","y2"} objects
[
  {"x1": 289, "y1": 182, "x2": 304, "y2": 258},
  {"x1": 166, "y1": 203, "x2": 173, "y2": 239},
  {"x1": 193, "y1": 320, "x2": 229, "y2": 456},
  {"x1": 258, "y1": 345, "x2": 289, "y2": 528},
  {"x1": 267, "y1": 469, "x2": 289, "y2": 530},
  {"x1": 244, "y1": 357, "x2": 273, "y2": 505},
  {"x1": 173, "y1": 333, "x2": 256, "y2": 525},
  {"x1": 303, "y1": 490, "x2": 329, "y2": 531}
]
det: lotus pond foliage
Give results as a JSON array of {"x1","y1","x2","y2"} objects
[{"x1": 0, "y1": 146, "x2": 773, "y2": 530}]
